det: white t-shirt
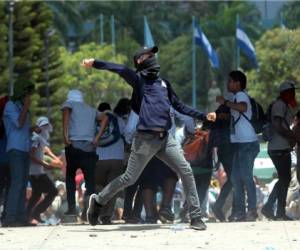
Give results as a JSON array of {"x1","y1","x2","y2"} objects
[{"x1": 230, "y1": 91, "x2": 257, "y2": 143}]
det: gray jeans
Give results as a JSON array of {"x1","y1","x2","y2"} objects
[{"x1": 96, "y1": 131, "x2": 202, "y2": 219}]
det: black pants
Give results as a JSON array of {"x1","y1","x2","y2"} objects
[
  {"x1": 265, "y1": 150, "x2": 291, "y2": 216},
  {"x1": 27, "y1": 174, "x2": 58, "y2": 218},
  {"x1": 0, "y1": 163, "x2": 10, "y2": 220},
  {"x1": 214, "y1": 143, "x2": 234, "y2": 209},
  {"x1": 65, "y1": 145, "x2": 97, "y2": 210}
]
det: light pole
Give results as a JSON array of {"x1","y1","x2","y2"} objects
[
  {"x1": 8, "y1": 0, "x2": 14, "y2": 97},
  {"x1": 44, "y1": 28, "x2": 55, "y2": 117}
]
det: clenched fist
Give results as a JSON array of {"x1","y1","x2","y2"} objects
[
  {"x1": 206, "y1": 112, "x2": 216, "y2": 122},
  {"x1": 81, "y1": 58, "x2": 95, "y2": 68}
]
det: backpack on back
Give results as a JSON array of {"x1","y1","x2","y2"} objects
[
  {"x1": 262, "y1": 103, "x2": 273, "y2": 141},
  {"x1": 183, "y1": 128, "x2": 210, "y2": 166},
  {"x1": 98, "y1": 112, "x2": 121, "y2": 147},
  {"x1": 262, "y1": 101, "x2": 289, "y2": 142},
  {"x1": 0, "y1": 96, "x2": 9, "y2": 139},
  {"x1": 241, "y1": 96, "x2": 266, "y2": 134}
]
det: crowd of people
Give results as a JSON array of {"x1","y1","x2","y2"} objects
[{"x1": 0, "y1": 46, "x2": 300, "y2": 230}]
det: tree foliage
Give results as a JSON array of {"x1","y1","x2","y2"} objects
[
  {"x1": 248, "y1": 28, "x2": 300, "y2": 109},
  {"x1": 58, "y1": 43, "x2": 132, "y2": 108},
  {"x1": 0, "y1": 2, "x2": 8, "y2": 95},
  {"x1": 282, "y1": 1, "x2": 300, "y2": 29}
]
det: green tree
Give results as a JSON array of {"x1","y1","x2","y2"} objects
[
  {"x1": 282, "y1": 2, "x2": 300, "y2": 29},
  {"x1": 159, "y1": 2, "x2": 262, "y2": 110},
  {"x1": 0, "y1": 2, "x2": 8, "y2": 95},
  {"x1": 59, "y1": 43, "x2": 132, "y2": 108},
  {"x1": 248, "y1": 28, "x2": 300, "y2": 109},
  {"x1": 29, "y1": 1, "x2": 65, "y2": 152},
  {"x1": 0, "y1": 1, "x2": 64, "y2": 153}
]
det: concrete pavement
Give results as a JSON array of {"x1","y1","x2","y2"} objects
[{"x1": 0, "y1": 221, "x2": 299, "y2": 250}]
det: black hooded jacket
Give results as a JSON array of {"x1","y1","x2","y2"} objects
[{"x1": 92, "y1": 60, "x2": 206, "y2": 130}]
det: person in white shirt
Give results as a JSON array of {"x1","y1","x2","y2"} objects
[{"x1": 217, "y1": 70, "x2": 259, "y2": 222}]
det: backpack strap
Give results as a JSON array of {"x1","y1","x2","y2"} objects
[{"x1": 235, "y1": 93, "x2": 252, "y2": 128}]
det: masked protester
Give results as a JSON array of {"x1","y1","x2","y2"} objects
[
  {"x1": 27, "y1": 117, "x2": 58, "y2": 224},
  {"x1": 1, "y1": 79, "x2": 35, "y2": 227},
  {"x1": 81, "y1": 46, "x2": 216, "y2": 230},
  {"x1": 261, "y1": 81, "x2": 297, "y2": 221}
]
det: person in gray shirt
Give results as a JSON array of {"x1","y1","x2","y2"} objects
[{"x1": 62, "y1": 89, "x2": 100, "y2": 217}]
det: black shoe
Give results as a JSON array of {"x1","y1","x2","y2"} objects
[
  {"x1": 246, "y1": 209, "x2": 258, "y2": 222},
  {"x1": 87, "y1": 194, "x2": 102, "y2": 226},
  {"x1": 21, "y1": 221, "x2": 37, "y2": 227},
  {"x1": 261, "y1": 206, "x2": 275, "y2": 220},
  {"x1": 212, "y1": 204, "x2": 225, "y2": 222},
  {"x1": 275, "y1": 214, "x2": 293, "y2": 221},
  {"x1": 124, "y1": 216, "x2": 141, "y2": 224},
  {"x1": 144, "y1": 216, "x2": 157, "y2": 224},
  {"x1": 190, "y1": 217, "x2": 207, "y2": 230},
  {"x1": 1, "y1": 221, "x2": 21, "y2": 227},
  {"x1": 159, "y1": 207, "x2": 174, "y2": 223},
  {"x1": 101, "y1": 216, "x2": 112, "y2": 225},
  {"x1": 231, "y1": 213, "x2": 246, "y2": 222}
]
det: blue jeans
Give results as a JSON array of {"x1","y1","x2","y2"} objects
[
  {"x1": 231, "y1": 141, "x2": 259, "y2": 215},
  {"x1": 3, "y1": 150, "x2": 30, "y2": 223}
]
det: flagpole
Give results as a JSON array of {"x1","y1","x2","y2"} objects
[
  {"x1": 192, "y1": 16, "x2": 196, "y2": 108},
  {"x1": 99, "y1": 14, "x2": 104, "y2": 45},
  {"x1": 111, "y1": 15, "x2": 115, "y2": 57},
  {"x1": 236, "y1": 14, "x2": 240, "y2": 70},
  {"x1": 144, "y1": 16, "x2": 147, "y2": 45}
]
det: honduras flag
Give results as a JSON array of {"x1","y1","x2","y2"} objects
[
  {"x1": 144, "y1": 16, "x2": 155, "y2": 48},
  {"x1": 194, "y1": 23, "x2": 219, "y2": 69},
  {"x1": 236, "y1": 23, "x2": 258, "y2": 67}
]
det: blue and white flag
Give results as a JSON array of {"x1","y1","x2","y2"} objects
[
  {"x1": 144, "y1": 16, "x2": 154, "y2": 48},
  {"x1": 236, "y1": 23, "x2": 258, "y2": 67},
  {"x1": 194, "y1": 23, "x2": 219, "y2": 69}
]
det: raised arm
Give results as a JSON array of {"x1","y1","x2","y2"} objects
[
  {"x1": 81, "y1": 58, "x2": 138, "y2": 88},
  {"x1": 167, "y1": 82, "x2": 216, "y2": 122}
]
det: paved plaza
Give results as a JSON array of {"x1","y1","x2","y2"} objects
[{"x1": 0, "y1": 221, "x2": 299, "y2": 250}]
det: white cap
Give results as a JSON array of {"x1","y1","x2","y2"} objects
[
  {"x1": 67, "y1": 89, "x2": 84, "y2": 103},
  {"x1": 279, "y1": 81, "x2": 297, "y2": 93},
  {"x1": 36, "y1": 116, "x2": 53, "y2": 131}
]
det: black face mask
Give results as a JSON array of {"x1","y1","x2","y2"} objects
[{"x1": 135, "y1": 56, "x2": 160, "y2": 80}]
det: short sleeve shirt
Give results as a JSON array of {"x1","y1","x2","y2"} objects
[
  {"x1": 3, "y1": 101, "x2": 31, "y2": 152},
  {"x1": 268, "y1": 99, "x2": 294, "y2": 150},
  {"x1": 61, "y1": 101, "x2": 99, "y2": 151},
  {"x1": 29, "y1": 133, "x2": 45, "y2": 175},
  {"x1": 230, "y1": 91, "x2": 257, "y2": 143}
]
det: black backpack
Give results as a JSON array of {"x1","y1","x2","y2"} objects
[
  {"x1": 262, "y1": 103, "x2": 273, "y2": 141},
  {"x1": 238, "y1": 95, "x2": 266, "y2": 134},
  {"x1": 98, "y1": 112, "x2": 121, "y2": 147}
]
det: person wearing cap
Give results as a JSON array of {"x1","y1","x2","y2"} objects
[
  {"x1": 81, "y1": 46, "x2": 216, "y2": 230},
  {"x1": 261, "y1": 81, "x2": 297, "y2": 221},
  {"x1": 2, "y1": 79, "x2": 35, "y2": 227},
  {"x1": 27, "y1": 117, "x2": 58, "y2": 224}
]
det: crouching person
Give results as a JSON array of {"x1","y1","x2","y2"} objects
[{"x1": 27, "y1": 117, "x2": 58, "y2": 224}]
